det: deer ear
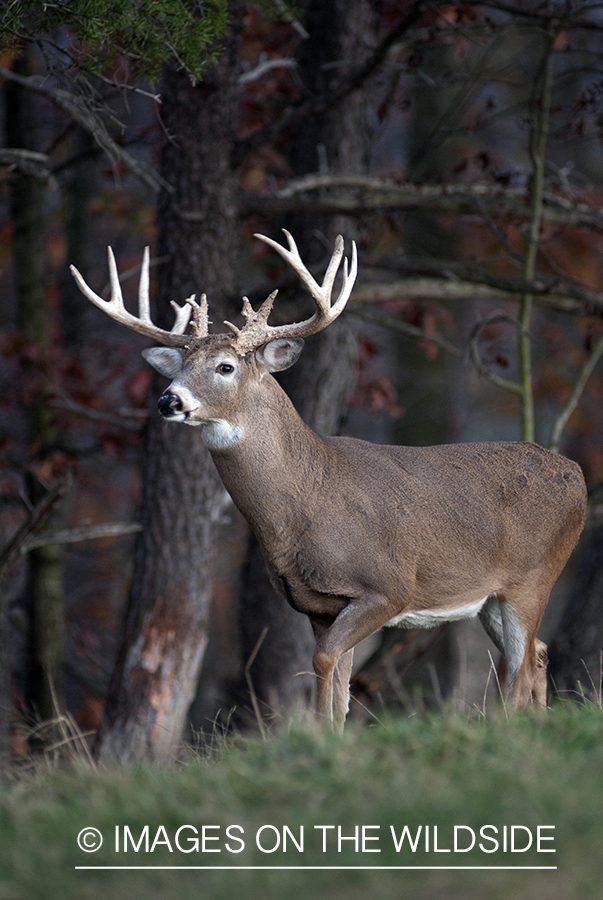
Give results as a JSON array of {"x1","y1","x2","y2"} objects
[
  {"x1": 256, "y1": 338, "x2": 304, "y2": 374},
  {"x1": 142, "y1": 347, "x2": 184, "y2": 378}
]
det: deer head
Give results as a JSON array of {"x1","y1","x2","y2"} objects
[{"x1": 70, "y1": 231, "x2": 357, "y2": 447}]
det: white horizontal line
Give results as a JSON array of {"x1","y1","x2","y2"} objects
[{"x1": 75, "y1": 865, "x2": 558, "y2": 871}]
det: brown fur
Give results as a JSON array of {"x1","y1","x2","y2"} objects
[{"x1": 155, "y1": 345, "x2": 587, "y2": 729}]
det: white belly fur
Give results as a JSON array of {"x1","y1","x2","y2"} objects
[{"x1": 387, "y1": 595, "x2": 489, "y2": 629}]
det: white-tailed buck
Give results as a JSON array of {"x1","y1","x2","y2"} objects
[{"x1": 71, "y1": 232, "x2": 587, "y2": 730}]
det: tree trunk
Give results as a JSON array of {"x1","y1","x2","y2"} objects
[
  {"x1": 235, "y1": 0, "x2": 376, "y2": 724},
  {"x1": 0, "y1": 521, "x2": 9, "y2": 771},
  {"x1": 95, "y1": 9, "x2": 244, "y2": 763},
  {"x1": 6, "y1": 49, "x2": 66, "y2": 724}
]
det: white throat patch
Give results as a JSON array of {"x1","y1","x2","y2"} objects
[{"x1": 201, "y1": 420, "x2": 245, "y2": 450}]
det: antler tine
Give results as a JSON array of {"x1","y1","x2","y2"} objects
[
  {"x1": 186, "y1": 293, "x2": 210, "y2": 338},
  {"x1": 70, "y1": 248, "x2": 191, "y2": 347},
  {"x1": 224, "y1": 291, "x2": 278, "y2": 353},
  {"x1": 139, "y1": 246, "x2": 195, "y2": 335},
  {"x1": 319, "y1": 233, "x2": 345, "y2": 306},
  {"x1": 331, "y1": 237, "x2": 358, "y2": 316},
  {"x1": 138, "y1": 246, "x2": 152, "y2": 324},
  {"x1": 241, "y1": 231, "x2": 357, "y2": 349},
  {"x1": 255, "y1": 229, "x2": 326, "y2": 306},
  {"x1": 254, "y1": 229, "x2": 356, "y2": 314}
]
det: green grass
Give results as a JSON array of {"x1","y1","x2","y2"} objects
[{"x1": 1, "y1": 703, "x2": 602, "y2": 900}]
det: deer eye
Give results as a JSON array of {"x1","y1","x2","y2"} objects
[{"x1": 217, "y1": 362, "x2": 234, "y2": 375}]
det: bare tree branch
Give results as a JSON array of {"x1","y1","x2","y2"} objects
[
  {"x1": 0, "y1": 66, "x2": 172, "y2": 193},
  {"x1": 234, "y1": 1, "x2": 425, "y2": 160},
  {"x1": 376, "y1": 253, "x2": 603, "y2": 309},
  {"x1": 517, "y1": 31, "x2": 555, "y2": 441},
  {"x1": 469, "y1": 314, "x2": 525, "y2": 396},
  {"x1": 244, "y1": 175, "x2": 603, "y2": 231},
  {"x1": 548, "y1": 330, "x2": 603, "y2": 453},
  {"x1": 0, "y1": 473, "x2": 72, "y2": 580},
  {"x1": 348, "y1": 305, "x2": 461, "y2": 356},
  {"x1": 21, "y1": 522, "x2": 142, "y2": 554},
  {"x1": 353, "y1": 275, "x2": 595, "y2": 312},
  {"x1": 48, "y1": 394, "x2": 147, "y2": 431},
  {"x1": 0, "y1": 148, "x2": 57, "y2": 185}
]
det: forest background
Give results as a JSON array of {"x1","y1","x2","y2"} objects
[{"x1": 1, "y1": 0, "x2": 603, "y2": 767}]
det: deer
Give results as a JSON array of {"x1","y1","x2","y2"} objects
[{"x1": 71, "y1": 231, "x2": 587, "y2": 731}]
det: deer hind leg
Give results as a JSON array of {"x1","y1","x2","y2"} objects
[
  {"x1": 479, "y1": 593, "x2": 548, "y2": 709},
  {"x1": 499, "y1": 599, "x2": 548, "y2": 710},
  {"x1": 478, "y1": 593, "x2": 507, "y2": 695}
]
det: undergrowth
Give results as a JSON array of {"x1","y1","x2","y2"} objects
[{"x1": 1, "y1": 702, "x2": 602, "y2": 900}]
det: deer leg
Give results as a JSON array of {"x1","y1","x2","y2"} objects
[
  {"x1": 309, "y1": 615, "x2": 336, "y2": 724},
  {"x1": 478, "y1": 593, "x2": 508, "y2": 700},
  {"x1": 530, "y1": 638, "x2": 548, "y2": 706},
  {"x1": 332, "y1": 648, "x2": 354, "y2": 732},
  {"x1": 480, "y1": 594, "x2": 548, "y2": 709},
  {"x1": 500, "y1": 600, "x2": 548, "y2": 710},
  {"x1": 311, "y1": 595, "x2": 396, "y2": 731},
  {"x1": 478, "y1": 593, "x2": 505, "y2": 653},
  {"x1": 505, "y1": 635, "x2": 548, "y2": 709},
  {"x1": 311, "y1": 615, "x2": 352, "y2": 729}
]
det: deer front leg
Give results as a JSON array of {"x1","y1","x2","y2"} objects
[
  {"x1": 309, "y1": 615, "x2": 338, "y2": 726},
  {"x1": 313, "y1": 644, "x2": 354, "y2": 732},
  {"x1": 310, "y1": 616, "x2": 353, "y2": 731},
  {"x1": 332, "y1": 648, "x2": 354, "y2": 730},
  {"x1": 311, "y1": 595, "x2": 397, "y2": 731}
]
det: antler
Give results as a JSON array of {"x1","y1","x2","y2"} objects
[
  {"x1": 224, "y1": 230, "x2": 357, "y2": 354},
  {"x1": 70, "y1": 233, "x2": 356, "y2": 353},
  {"x1": 70, "y1": 247, "x2": 207, "y2": 347}
]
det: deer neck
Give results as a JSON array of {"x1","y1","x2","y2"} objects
[{"x1": 206, "y1": 375, "x2": 324, "y2": 536}]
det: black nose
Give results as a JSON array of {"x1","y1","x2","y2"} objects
[{"x1": 158, "y1": 392, "x2": 183, "y2": 417}]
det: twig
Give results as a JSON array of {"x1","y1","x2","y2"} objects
[
  {"x1": 245, "y1": 626, "x2": 269, "y2": 741},
  {"x1": 21, "y1": 522, "x2": 142, "y2": 554},
  {"x1": 272, "y1": 0, "x2": 309, "y2": 39},
  {"x1": 0, "y1": 472, "x2": 72, "y2": 579},
  {"x1": 239, "y1": 58, "x2": 297, "y2": 85},
  {"x1": 49, "y1": 394, "x2": 147, "y2": 431},
  {"x1": 0, "y1": 148, "x2": 57, "y2": 186},
  {"x1": 475, "y1": 197, "x2": 524, "y2": 265},
  {"x1": 469, "y1": 314, "x2": 526, "y2": 396},
  {"x1": 234, "y1": 1, "x2": 424, "y2": 160},
  {"x1": 548, "y1": 329, "x2": 603, "y2": 452},
  {"x1": 348, "y1": 306, "x2": 461, "y2": 356},
  {"x1": 0, "y1": 66, "x2": 172, "y2": 194}
]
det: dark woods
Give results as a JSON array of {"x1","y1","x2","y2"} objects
[{"x1": 1, "y1": 0, "x2": 603, "y2": 764}]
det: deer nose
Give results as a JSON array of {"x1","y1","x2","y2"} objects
[{"x1": 158, "y1": 392, "x2": 183, "y2": 417}]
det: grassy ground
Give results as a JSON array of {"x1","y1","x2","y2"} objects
[{"x1": 1, "y1": 703, "x2": 602, "y2": 900}]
